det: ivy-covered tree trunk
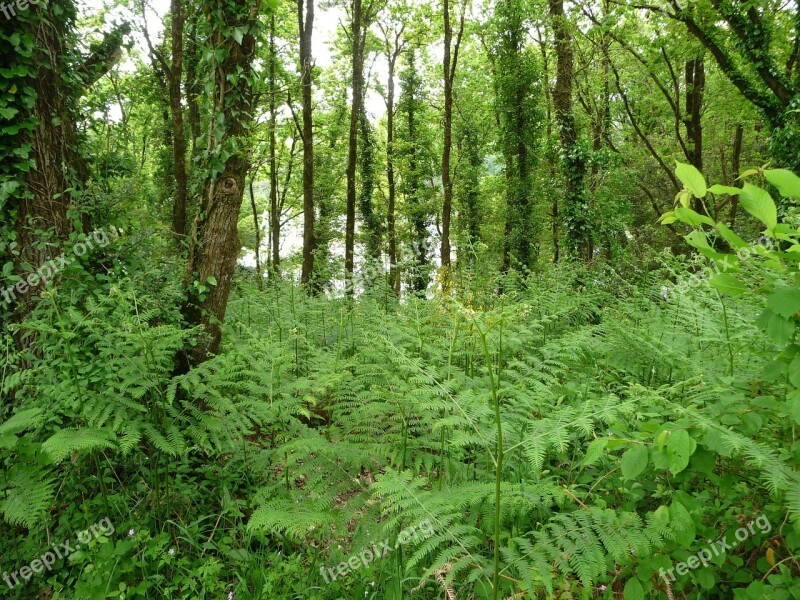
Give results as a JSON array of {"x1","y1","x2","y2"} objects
[
  {"x1": 494, "y1": 0, "x2": 539, "y2": 273},
  {"x1": 182, "y1": 0, "x2": 260, "y2": 364},
  {"x1": 549, "y1": 0, "x2": 590, "y2": 262},
  {"x1": 400, "y1": 49, "x2": 429, "y2": 296},
  {"x1": 358, "y1": 111, "x2": 381, "y2": 267}
]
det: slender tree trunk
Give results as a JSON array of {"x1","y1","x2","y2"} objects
[
  {"x1": 345, "y1": 0, "x2": 365, "y2": 297},
  {"x1": 269, "y1": 14, "x2": 281, "y2": 275},
  {"x1": 385, "y1": 38, "x2": 402, "y2": 295},
  {"x1": 182, "y1": 0, "x2": 259, "y2": 364},
  {"x1": 441, "y1": 0, "x2": 454, "y2": 274},
  {"x1": 249, "y1": 178, "x2": 263, "y2": 289},
  {"x1": 169, "y1": 0, "x2": 188, "y2": 241},
  {"x1": 730, "y1": 122, "x2": 744, "y2": 224},
  {"x1": 684, "y1": 56, "x2": 705, "y2": 212},
  {"x1": 299, "y1": 0, "x2": 317, "y2": 291}
]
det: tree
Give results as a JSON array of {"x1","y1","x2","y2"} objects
[
  {"x1": 492, "y1": 0, "x2": 541, "y2": 273},
  {"x1": 549, "y1": 0, "x2": 590, "y2": 261},
  {"x1": 182, "y1": 0, "x2": 262, "y2": 364},
  {"x1": 440, "y1": 0, "x2": 465, "y2": 280},
  {"x1": 376, "y1": 15, "x2": 406, "y2": 294},
  {"x1": 298, "y1": 0, "x2": 318, "y2": 290},
  {"x1": 344, "y1": 0, "x2": 378, "y2": 296}
]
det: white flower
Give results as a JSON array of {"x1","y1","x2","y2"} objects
[
  {"x1": 127, "y1": 529, "x2": 135, "y2": 537},
  {"x1": 168, "y1": 548, "x2": 175, "y2": 556}
]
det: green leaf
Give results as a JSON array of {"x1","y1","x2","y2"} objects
[
  {"x1": 787, "y1": 390, "x2": 800, "y2": 425},
  {"x1": 696, "y1": 567, "x2": 716, "y2": 590},
  {"x1": 207, "y1": 276, "x2": 218, "y2": 286},
  {"x1": 709, "y1": 273, "x2": 746, "y2": 296},
  {"x1": 623, "y1": 578, "x2": 645, "y2": 600},
  {"x1": 583, "y1": 438, "x2": 608, "y2": 467},
  {"x1": 669, "y1": 501, "x2": 696, "y2": 547},
  {"x1": 714, "y1": 223, "x2": 747, "y2": 249},
  {"x1": 708, "y1": 184, "x2": 741, "y2": 196},
  {"x1": 766, "y1": 285, "x2": 800, "y2": 319},
  {"x1": 684, "y1": 230, "x2": 711, "y2": 250},
  {"x1": 756, "y1": 309, "x2": 795, "y2": 345},
  {"x1": 764, "y1": 168, "x2": 800, "y2": 200},
  {"x1": 674, "y1": 207, "x2": 714, "y2": 227},
  {"x1": 621, "y1": 444, "x2": 648, "y2": 480},
  {"x1": 740, "y1": 183, "x2": 777, "y2": 230},
  {"x1": 666, "y1": 429, "x2": 696, "y2": 474},
  {"x1": 676, "y1": 161, "x2": 707, "y2": 198}
]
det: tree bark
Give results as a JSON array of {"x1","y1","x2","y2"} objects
[
  {"x1": 298, "y1": 0, "x2": 317, "y2": 291},
  {"x1": 169, "y1": 0, "x2": 188, "y2": 241},
  {"x1": 269, "y1": 13, "x2": 281, "y2": 275},
  {"x1": 549, "y1": 0, "x2": 590, "y2": 262},
  {"x1": 345, "y1": 0, "x2": 365, "y2": 297},
  {"x1": 684, "y1": 56, "x2": 704, "y2": 212},
  {"x1": 182, "y1": 0, "x2": 260, "y2": 364}
]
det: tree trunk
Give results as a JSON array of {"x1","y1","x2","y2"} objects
[
  {"x1": 549, "y1": 0, "x2": 590, "y2": 262},
  {"x1": 385, "y1": 35, "x2": 402, "y2": 295},
  {"x1": 249, "y1": 178, "x2": 263, "y2": 289},
  {"x1": 441, "y1": 0, "x2": 454, "y2": 274},
  {"x1": 169, "y1": 0, "x2": 188, "y2": 241},
  {"x1": 269, "y1": 14, "x2": 281, "y2": 276},
  {"x1": 299, "y1": 0, "x2": 317, "y2": 291},
  {"x1": 684, "y1": 56, "x2": 705, "y2": 213},
  {"x1": 730, "y1": 122, "x2": 744, "y2": 224},
  {"x1": 345, "y1": 0, "x2": 365, "y2": 297},
  {"x1": 182, "y1": 0, "x2": 260, "y2": 364}
]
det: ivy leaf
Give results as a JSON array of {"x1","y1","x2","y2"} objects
[
  {"x1": 766, "y1": 285, "x2": 800, "y2": 319},
  {"x1": 740, "y1": 183, "x2": 777, "y2": 230},
  {"x1": 764, "y1": 169, "x2": 800, "y2": 200},
  {"x1": 676, "y1": 161, "x2": 707, "y2": 198},
  {"x1": 621, "y1": 444, "x2": 648, "y2": 480},
  {"x1": 709, "y1": 273, "x2": 745, "y2": 296}
]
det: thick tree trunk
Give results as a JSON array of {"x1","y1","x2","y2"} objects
[
  {"x1": 182, "y1": 1, "x2": 259, "y2": 364},
  {"x1": 299, "y1": 0, "x2": 317, "y2": 291},
  {"x1": 549, "y1": 0, "x2": 590, "y2": 262}
]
